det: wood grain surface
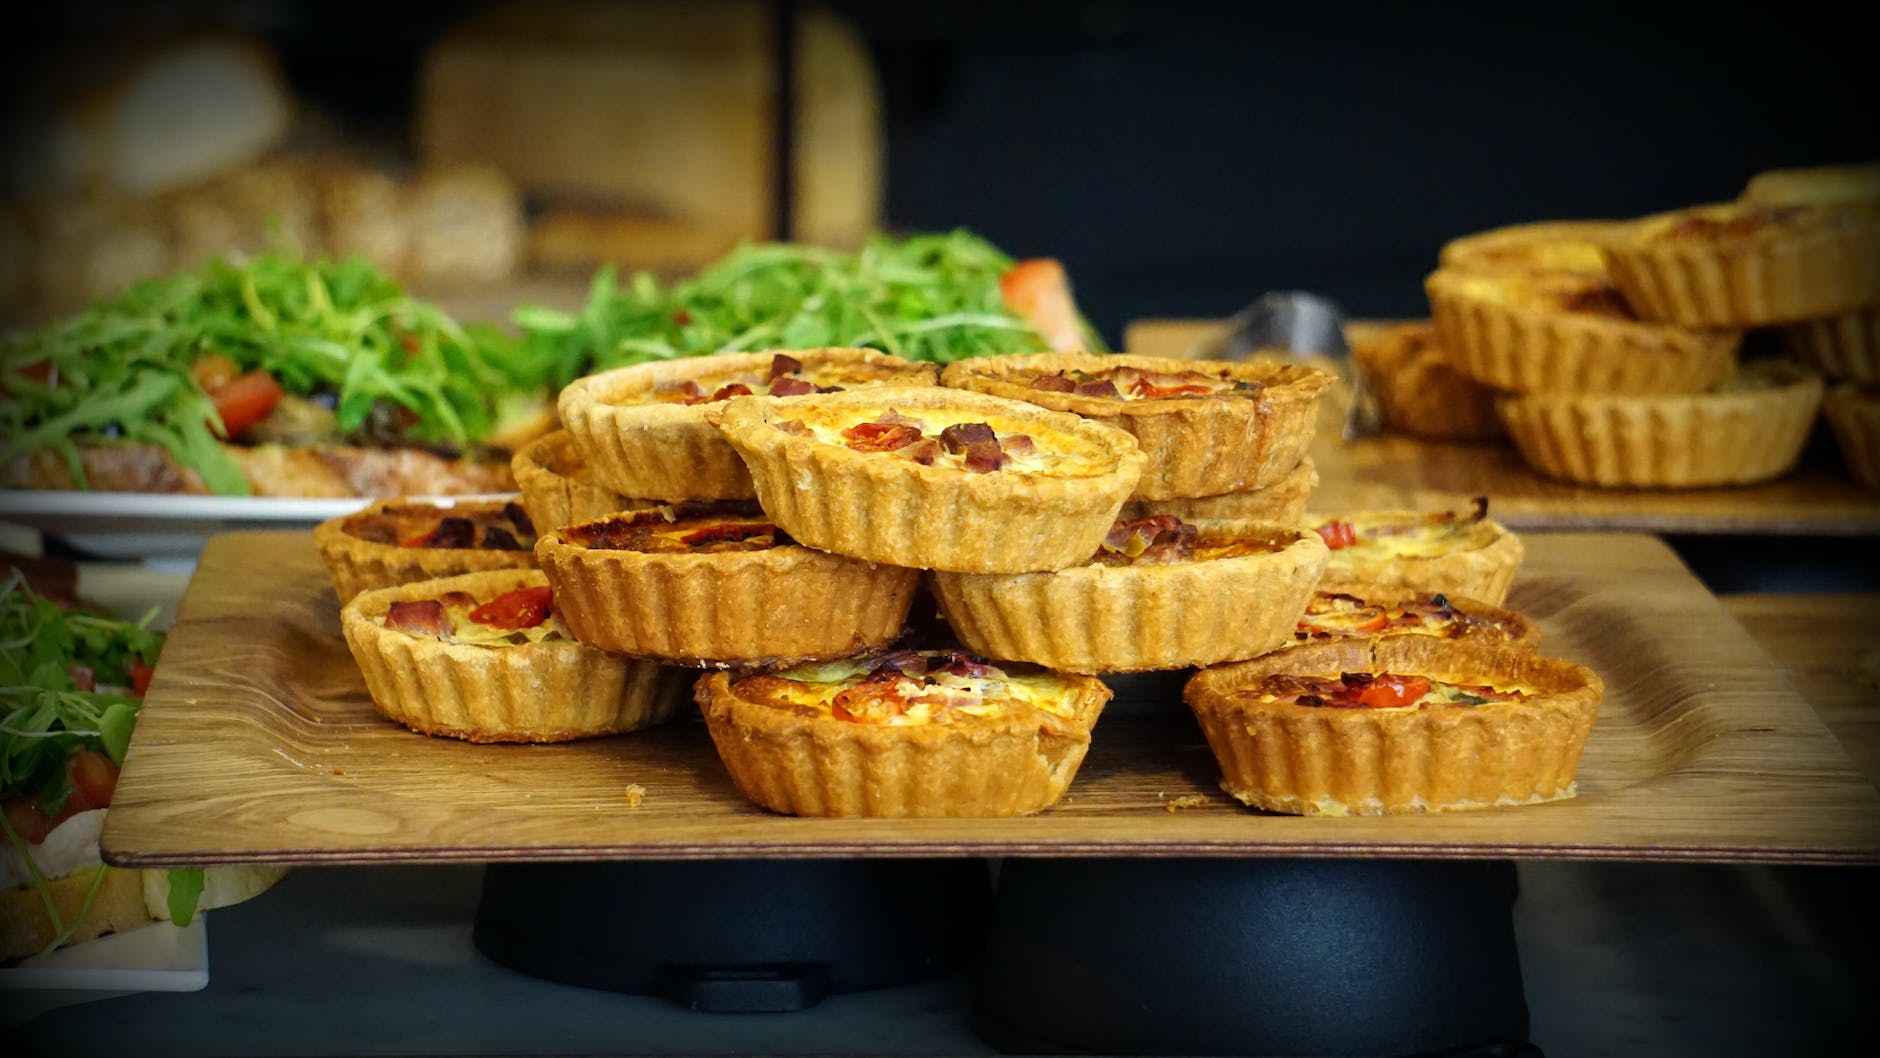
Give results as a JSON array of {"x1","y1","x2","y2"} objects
[
  {"x1": 1724, "y1": 593, "x2": 1880, "y2": 791},
  {"x1": 1126, "y1": 318, "x2": 1880, "y2": 534},
  {"x1": 100, "y1": 530, "x2": 1880, "y2": 866}
]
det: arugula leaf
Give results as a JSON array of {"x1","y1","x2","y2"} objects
[{"x1": 165, "y1": 868, "x2": 207, "y2": 926}]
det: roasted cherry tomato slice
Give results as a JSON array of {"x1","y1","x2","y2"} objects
[
  {"x1": 468, "y1": 586, "x2": 554, "y2": 630},
  {"x1": 66, "y1": 750, "x2": 121, "y2": 812},
  {"x1": 130, "y1": 659, "x2": 155, "y2": 697},
  {"x1": 1355, "y1": 674, "x2": 1432, "y2": 710},
  {"x1": 1000, "y1": 258, "x2": 1085, "y2": 353},
  {"x1": 209, "y1": 371, "x2": 285, "y2": 438},
  {"x1": 841, "y1": 421, "x2": 923, "y2": 452},
  {"x1": 1316, "y1": 520, "x2": 1358, "y2": 550},
  {"x1": 3, "y1": 796, "x2": 59, "y2": 844}
]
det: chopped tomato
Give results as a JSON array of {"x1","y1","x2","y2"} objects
[
  {"x1": 208, "y1": 371, "x2": 285, "y2": 438},
  {"x1": 1316, "y1": 520, "x2": 1358, "y2": 550},
  {"x1": 1000, "y1": 258, "x2": 1087, "y2": 352},
  {"x1": 19, "y1": 360, "x2": 53, "y2": 382},
  {"x1": 130, "y1": 660, "x2": 155, "y2": 697},
  {"x1": 1355, "y1": 675, "x2": 1432, "y2": 710},
  {"x1": 67, "y1": 750, "x2": 120, "y2": 811},
  {"x1": 3, "y1": 797, "x2": 59, "y2": 844},
  {"x1": 469, "y1": 586, "x2": 554, "y2": 630}
]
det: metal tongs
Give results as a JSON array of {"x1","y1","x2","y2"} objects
[{"x1": 1180, "y1": 291, "x2": 1384, "y2": 440}]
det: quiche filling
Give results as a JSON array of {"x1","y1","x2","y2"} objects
[
  {"x1": 1240, "y1": 671, "x2": 1534, "y2": 711},
  {"x1": 345, "y1": 500, "x2": 536, "y2": 551},
  {"x1": 1087, "y1": 514, "x2": 1288, "y2": 567},
  {"x1": 564, "y1": 502, "x2": 792, "y2": 553},
  {"x1": 1026, "y1": 365, "x2": 1260, "y2": 400},
  {"x1": 1314, "y1": 498, "x2": 1491, "y2": 561},
  {"x1": 383, "y1": 586, "x2": 565, "y2": 646},
  {"x1": 1449, "y1": 273, "x2": 1638, "y2": 321},
  {"x1": 734, "y1": 649, "x2": 1081, "y2": 725},
  {"x1": 775, "y1": 407, "x2": 1106, "y2": 476},
  {"x1": 1294, "y1": 592, "x2": 1486, "y2": 642},
  {"x1": 648, "y1": 354, "x2": 889, "y2": 405}
]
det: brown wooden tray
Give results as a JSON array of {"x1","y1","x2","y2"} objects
[
  {"x1": 102, "y1": 530, "x2": 1880, "y2": 867},
  {"x1": 1126, "y1": 317, "x2": 1880, "y2": 535}
]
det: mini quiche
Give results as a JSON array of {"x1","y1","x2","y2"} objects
[
  {"x1": 1119, "y1": 455, "x2": 1317, "y2": 524},
  {"x1": 1497, "y1": 359, "x2": 1824, "y2": 488},
  {"x1": 1343, "y1": 321, "x2": 1503, "y2": 443},
  {"x1": 1184, "y1": 637, "x2": 1602, "y2": 816},
  {"x1": 1286, "y1": 590, "x2": 1540, "y2": 652},
  {"x1": 1601, "y1": 202, "x2": 1880, "y2": 327},
  {"x1": 1437, "y1": 219, "x2": 1624, "y2": 278},
  {"x1": 930, "y1": 515, "x2": 1328, "y2": 673},
  {"x1": 1310, "y1": 500, "x2": 1523, "y2": 606},
  {"x1": 557, "y1": 348, "x2": 938, "y2": 501},
  {"x1": 938, "y1": 352, "x2": 1332, "y2": 500},
  {"x1": 534, "y1": 502, "x2": 918, "y2": 666},
  {"x1": 713, "y1": 385, "x2": 1146, "y2": 573},
  {"x1": 340, "y1": 569, "x2": 689, "y2": 742},
  {"x1": 1779, "y1": 306, "x2": 1880, "y2": 384},
  {"x1": 1739, "y1": 161, "x2": 1880, "y2": 208},
  {"x1": 1424, "y1": 268, "x2": 1739, "y2": 395},
  {"x1": 695, "y1": 648, "x2": 1111, "y2": 817},
  {"x1": 315, "y1": 498, "x2": 539, "y2": 604},
  {"x1": 1822, "y1": 383, "x2": 1880, "y2": 490},
  {"x1": 510, "y1": 429, "x2": 651, "y2": 533}
]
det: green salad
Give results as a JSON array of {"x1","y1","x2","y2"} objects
[
  {"x1": 0, "y1": 254, "x2": 540, "y2": 496},
  {"x1": 514, "y1": 229, "x2": 1100, "y2": 387}
]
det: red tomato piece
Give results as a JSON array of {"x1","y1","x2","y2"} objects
[
  {"x1": 130, "y1": 660, "x2": 155, "y2": 697},
  {"x1": 3, "y1": 797, "x2": 59, "y2": 844},
  {"x1": 66, "y1": 750, "x2": 120, "y2": 812},
  {"x1": 1000, "y1": 258, "x2": 1086, "y2": 352},
  {"x1": 1356, "y1": 674, "x2": 1433, "y2": 710},
  {"x1": 208, "y1": 371, "x2": 285, "y2": 438},
  {"x1": 1316, "y1": 520, "x2": 1358, "y2": 550},
  {"x1": 469, "y1": 586, "x2": 554, "y2": 630},
  {"x1": 841, "y1": 421, "x2": 924, "y2": 452}
]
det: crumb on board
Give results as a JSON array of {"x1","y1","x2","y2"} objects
[
  {"x1": 623, "y1": 783, "x2": 647, "y2": 808},
  {"x1": 1164, "y1": 794, "x2": 1211, "y2": 812}
]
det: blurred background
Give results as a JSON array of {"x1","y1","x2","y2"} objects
[{"x1": 3, "y1": 0, "x2": 1873, "y2": 343}]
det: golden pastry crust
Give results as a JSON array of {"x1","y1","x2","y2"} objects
[
  {"x1": 1497, "y1": 361, "x2": 1825, "y2": 488},
  {"x1": 930, "y1": 522, "x2": 1329, "y2": 673},
  {"x1": 340, "y1": 569, "x2": 690, "y2": 742},
  {"x1": 533, "y1": 505, "x2": 920, "y2": 666},
  {"x1": 1185, "y1": 637, "x2": 1601, "y2": 815},
  {"x1": 1602, "y1": 202, "x2": 1880, "y2": 326},
  {"x1": 695, "y1": 652, "x2": 1111, "y2": 817},
  {"x1": 1345, "y1": 320, "x2": 1505, "y2": 441},
  {"x1": 713, "y1": 385, "x2": 1146, "y2": 573},
  {"x1": 1310, "y1": 506, "x2": 1524, "y2": 606},
  {"x1": 939, "y1": 352, "x2": 1332, "y2": 499},
  {"x1": 314, "y1": 498, "x2": 538, "y2": 605},
  {"x1": 1120, "y1": 456, "x2": 1317, "y2": 523},
  {"x1": 1740, "y1": 162, "x2": 1880, "y2": 208},
  {"x1": 1778, "y1": 306, "x2": 1880, "y2": 383},
  {"x1": 1282, "y1": 589, "x2": 1541, "y2": 653},
  {"x1": 1437, "y1": 219, "x2": 1624, "y2": 277},
  {"x1": 1426, "y1": 268, "x2": 1739, "y2": 394},
  {"x1": 1823, "y1": 383, "x2": 1880, "y2": 490},
  {"x1": 510, "y1": 429, "x2": 649, "y2": 532},
  {"x1": 557, "y1": 348, "x2": 939, "y2": 501}
]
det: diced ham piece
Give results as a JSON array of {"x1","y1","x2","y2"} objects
[
  {"x1": 387, "y1": 599, "x2": 450, "y2": 638},
  {"x1": 709, "y1": 383, "x2": 755, "y2": 402},
  {"x1": 769, "y1": 354, "x2": 803, "y2": 378},
  {"x1": 938, "y1": 421, "x2": 997, "y2": 452},
  {"x1": 1073, "y1": 379, "x2": 1120, "y2": 399},
  {"x1": 1030, "y1": 374, "x2": 1076, "y2": 393},
  {"x1": 503, "y1": 501, "x2": 535, "y2": 537},
  {"x1": 767, "y1": 376, "x2": 815, "y2": 396},
  {"x1": 961, "y1": 439, "x2": 1007, "y2": 473},
  {"x1": 422, "y1": 516, "x2": 475, "y2": 549},
  {"x1": 481, "y1": 527, "x2": 522, "y2": 551}
]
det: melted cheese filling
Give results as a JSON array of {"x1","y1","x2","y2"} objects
[
  {"x1": 1246, "y1": 675, "x2": 1536, "y2": 712},
  {"x1": 1294, "y1": 594, "x2": 1473, "y2": 641},
  {"x1": 789, "y1": 406, "x2": 1110, "y2": 477},
  {"x1": 746, "y1": 655, "x2": 1079, "y2": 726},
  {"x1": 1321, "y1": 516, "x2": 1490, "y2": 564},
  {"x1": 440, "y1": 601, "x2": 566, "y2": 646}
]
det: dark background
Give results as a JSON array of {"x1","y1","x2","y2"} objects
[{"x1": 9, "y1": 0, "x2": 1876, "y2": 345}]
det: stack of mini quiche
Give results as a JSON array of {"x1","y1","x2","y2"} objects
[
  {"x1": 316, "y1": 342, "x2": 1605, "y2": 820},
  {"x1": 1359, "y1": 160, "x2": 1880, "y2": 490}
]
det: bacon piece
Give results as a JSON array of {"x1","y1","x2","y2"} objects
[
  {"x1": 387, "y1": 599, "x2": 450, "y2": 638},
  {"x1": 469, "y1": 586, "x2": 553, "y2": 630},
  {"x1": 1073, "y1": 379, "x2": 1120, "y2": 399},
  {"x1": 774, "y1": 418, "x2": 810, "y2": 436},
  {"x1": 767, "y1": 376, "x2": 815, "y2": 396},
  {"x1": 842, "y1": 421, "x2": 924, "y2": 451},
  {"x1": 481, "y1": 526, "x2": 523, "y2": 551},
  {"x1": 769, "y1": 353, "x2": 803, "y2": 378},
  {"x1": 437, "y1": 591, "x2": 478, "y2": 609},
  {"x1": 904, "y1": 439, "x2": 941, "y2": 465},
  {"x1": 961, "y1": 439, "x2": 1007, "y2": 472},
  {"x1": 1030, "y1": 374, "x2": 1076, "y2": 393},
  {"x1": 938, "y1": 422, "x2": 997, "y2": 453},
  {"x1": 657, "y1": 380, "x2": 706, "y2": 404},
  {"x1": 504, "y1": 501, "x2": 535, "y2": 537},
  {"x1": 709, "y1": 383, "x2": 755, "y2": 402},
  {"x1": 421, "y1": 516, "x2": 475, "y2": 549}
]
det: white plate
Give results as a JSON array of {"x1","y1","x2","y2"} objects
[
  {"x1": 0, "y1": 491, "x2": 517, "y2": 560},
  {"x1": 1, "y1": 916, "x2": 208, "y2": 993}
]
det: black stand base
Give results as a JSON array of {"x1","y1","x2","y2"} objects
[
  {"x1": 473, "y1": 859, "x2": 990, "y2": 1012},
  {"x1": 973, "y1": 858, "x2": 1537, "y2": 1057}
]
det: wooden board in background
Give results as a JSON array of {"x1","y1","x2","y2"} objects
[
  {"x1": 101, "y1": 531, "x2": 1880, "y2": 867},
  {"x1": 1125, "y1": 318, "x2": 1880, "y2": 535}
]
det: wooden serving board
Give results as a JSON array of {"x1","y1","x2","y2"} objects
[
  {"x1": 102, "y1": 531, "x2": 1880, "y2": 866},
  {"x1": 1126, "y1": 318, "x2": 1880, "y2": 535}
]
